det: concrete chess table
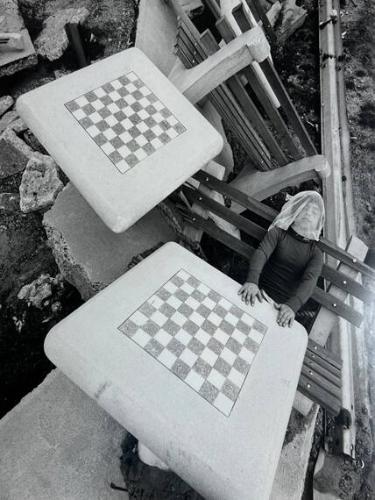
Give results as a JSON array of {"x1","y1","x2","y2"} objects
[
  {"x1": 44, "y1": 242, "x2": 307, "y2": 500},
  {"x1": 16, "y1": 48, "x2": 223, "y2": 232}
]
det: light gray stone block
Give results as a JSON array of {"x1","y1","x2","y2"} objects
[
  {"x1": 0, "y1": 370, "x2": 127, "y2": 500},
  {"x1": 43, "y1": 183, "x2": 176, "y2": 300},
  {"x1": 45, "y1": 242, "x2": 307, "y2": 500}
]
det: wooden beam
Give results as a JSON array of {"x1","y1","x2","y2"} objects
[
  {"x1": 170, "y1": 25, "x2": 270, "y2": 103},
  {"x1": 293, "y1": 236, "x2": 368, "y2": 415}
]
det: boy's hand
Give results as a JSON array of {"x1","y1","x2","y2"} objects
[
  {"x1": 274, "y1": 303, "x2": 295, "y2": 327},
  {"x1": 238, "y1": 282, "x2": 263, "y2": 306}
]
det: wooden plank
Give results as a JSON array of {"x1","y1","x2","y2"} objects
[
  {"x1": 298, "y1": 374, "x2": 341, "y2": 415},
  {"x1": 216, "y1": 16, "x2": 304, "y2": 159},
  {"x1": 308, "y1": 338, "x2": 342, "y2": 367},
  {"x1": 182, "y1": 185, "x2": 266, "y2": 240},
  {"x1": 203, "y1": 0, "x2": 221, "y2": 19},
  {"x1": 176, "y1": 22, "x2": 271, "y2": 168},
  {"x1": 180, "y1": 209, "x2": 255, "y2": 259},
  {"x1": 303, "y1": 356, "x2": 341, "y2": 388},
  {"x1": 200, "y1": 29, "x2": 277, "y2": 167},
  {"x1": 180, "y1": 193, "x2": 364, "y2": 327},
  {"x1": 305, "y1": 350, "x2": 341, "y2": 377},
  {"x1": 294, "y1": 236, "x2": 368, "y2": 416},
  {"x1": 194, "y1": 170, "x2": 375, "y2": 281},
  {"x1": 245, "y1": 0, "x2": 277, "y2": 44},
  {"x1": 321, "y1": 264, "x2": 375, "y2": 304},
  {"x1": 260, "y1": 58, "x2": 317, "y2": 156},
  {"x1": 301, "y1": 366, "x2": 342, "y2": 400},
  {"x1": 311, "y1": 288, "x2": 362, "y2": 328}
]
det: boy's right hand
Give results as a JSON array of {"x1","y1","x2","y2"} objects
[{"x1": 238, "y1": 282, "x2": 263, "y2": 306}]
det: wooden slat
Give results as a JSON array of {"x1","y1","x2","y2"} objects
[
  {"x1": 216, "y1": 16, "x2": 303, "y2": 160},
  {"x1": 181, "y1": 199, "x2": 364, "y2": 326},
  {"x1": 180, "y1": 209, "x2": 255, "y2": 259},
  {"x1": 308, "y1": 338, "x2": 342, "y2": 367},
  {"x1": 200, "y1": 29, "x2": 279, "y2": 166},
  {"x1": 303, "y1": 356, "x2": 341, "y2": 388},
  {"x1": 193, "y1": 170, "x2": 277, "y2": 220},
  {"x1": 199, "y1": 28, "x2": 288, "y2": 166},
  {"x1": 245, "y1": 0, "x2": 277, "y2": 44},
  {"x1": 194, "y1": 170, "x2": 375, "y2": 280},
  {"x1": 321, "y1": 264, "x2": 375, "y2": 304},
  {"x1": 259, "y1": 58, "x2": 317, "y2": 156},
  {"x1": 298, "y1": 374, "x2": 341, "y2": 415},
  {"x1": 176, "y1": 21, "x2": 274, "y2": 169},
  {"x1": 202, "y1": 0, "x2": 221, "y2": 19},
  {"x1": 301, "y1": 366, "x2": 341, "y2": 399},
  {"x1": 305, "y1": 350, "x2": 341, "y2": 377},
  {"x1": 311, "y1": 288, "x2": 362, "y2": 327},
  {"x1": 182, "y1": 185, "x2": 266, "y2": 240},
  {"x1": 305, "y1": 349, "x2": 341, "y2": 376}
]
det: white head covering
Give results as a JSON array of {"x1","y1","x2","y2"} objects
[{"x1": 268, "y1": 190, "x2": 325, "y2": 241}]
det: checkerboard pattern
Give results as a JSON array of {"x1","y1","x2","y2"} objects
[
  {"x1": 118, "y1": 270, "x2": 267, "y2": 416},
  {"x1": 65, "y1": 71, "x2": 186, "y2": 174}
]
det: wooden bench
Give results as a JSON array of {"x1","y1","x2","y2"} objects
[{"x1": 175, "y1": 173, "x2": 374, "y2": 415}]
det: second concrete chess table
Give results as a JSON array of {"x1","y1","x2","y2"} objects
[
  {"x1": 16, "y1": 48, "x2": 223, "y2": 232},
  {"x1": 45, "y1": 242, "x2": 307, "y2": 500}
]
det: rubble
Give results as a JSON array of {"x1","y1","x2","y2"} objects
[
  {"x1": 0, "y1": 192, "x2": 20, "y2": 213},
  {"x1": 0, "y1": 128, "x2": 34, "y2": 179},
  {"x1": 19, "y1": 154, "x2": 63, "y2": 213},
  {"x1": 17, "y1": 273, "x2": 63, "y2": 309},
  {"x1": 43, "y1": 183, "x2": 175, "y2": 300},
  {"x1": 0, "y1": 0, "x2": 37, "y2": 78},
  {"x1": 0, "y1": 109, "x2": 18, "y2": 134},
  {"x1": 0, "y1": 95, "x2": 14, "y2": 117},
  {"x1": 277, "y1": 0, "x2": 307, "y2": 43},
  {"x1": 34, "y1": 7, "x2": 89, "y2": 61},
  {"x1": 22, "y1": 129, "x2": 47, "y2": 154}
]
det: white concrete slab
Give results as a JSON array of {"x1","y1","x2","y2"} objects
[
  {"x1": 0, "y1": 370, "x2": 127, "y2": 500},
  {"x1": 45, "y1": 242, "x2": 307, "y2": 500},
  {"x1": 43, "y1": 183, "x2": 175, "y2": 300},
  {"x1": 16, "y1": 48, "x2": 223, "y2": 233}
]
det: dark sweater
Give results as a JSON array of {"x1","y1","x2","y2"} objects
[{"x1": 246, "y1": 227, "x2": 323, "y2": 312}]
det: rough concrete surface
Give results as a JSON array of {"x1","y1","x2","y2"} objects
[
  {"x1": 271, "y1": 407, "x2": 319, "y2": 499},
  {"x1": 43, "y1": 183, "x2": 176, "y2": 300},
  {"x1": 34, "y1": 7, "x2": 89, "y2": 61},
  {"x1": 0, "y1": 96, "x2": 14, "y2": 117},
  {"x1": 19, "y1": 154, "x2": 63, "y2": 213},
  {"x1": 0, "y1": 128, "x2": 35, "y2": 179},
  {"x1": 0, "y1": 370, "x2": 128, "y2": 500}
]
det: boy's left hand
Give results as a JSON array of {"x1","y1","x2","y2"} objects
[{"x1": 274, "y1": 303, "x2": 295, "y2": 327}]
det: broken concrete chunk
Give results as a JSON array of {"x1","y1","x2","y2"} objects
[
  {"x1": 0, "y1": 1, "x2": 37, "y2": 77},
  {"x1": 267, "y1": 1, "x2": 282, "y2": 28},
  {"x1": 278, "y1": 0, "x2": 307, "y2": 42},
  {"x1": 0, "y1": 128, "x2": 34, "y2": 178},
  {"x1": 0, "y1": 109, "x2": 18, "y2": 133},
  {"x1": 34, "y1": 7, "x2": 89, "y2": 61},
  {"x1": 43, "y1": 183, "x2": 175, "y2": 300},
  {"x1": 0, "y1": 192, "x2": 20, "y2": 213},
  {"x1": 23, "y1": 129, "x2": 47, "y2": 153},
  {"x1": 0, "y1": 95, "x2": 14, "y2": 117},
  {"x1": 19, "y1": 154, "x2": 63, "y2": 213},
  {"x1": 17, "y1": 273, "x2": 63, "y2": 309}
]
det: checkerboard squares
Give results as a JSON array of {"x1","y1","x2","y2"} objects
[
  {"x1": 118, "y1": 269, "x2": 268, "y2": 417},
  {"x1": 65, "y1": 70, "x2": 186, "y2": 174}
]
